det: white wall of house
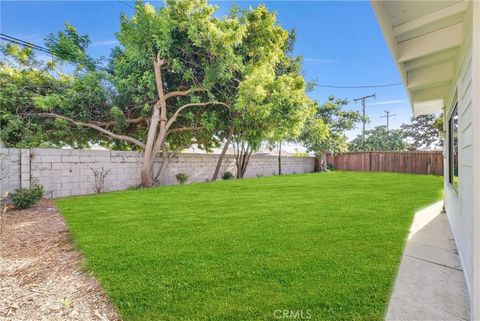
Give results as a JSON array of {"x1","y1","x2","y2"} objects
[
  {"x1": 371, "y1": 1, "x2": 479, "y2": 318},
  {"x1": 443, "y1": 2, "x2": 479, "y2": 319},
  {"x1": 470, "y1": 2, "x2": 479, "y2": 319},
  {"x1": 443, "y1": 7, "x2": 473, "y2": 295}
]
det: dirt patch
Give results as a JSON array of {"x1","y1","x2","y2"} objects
[{"x1": 0, "y1": 199, "x2": 120, "y2": 321}]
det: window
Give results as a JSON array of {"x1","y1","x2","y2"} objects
[{"x1": 449, "y1": 104, "x2": 459, "y2": 190}]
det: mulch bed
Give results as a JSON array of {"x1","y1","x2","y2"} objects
[{"x1": 0, "y1": 199, "x2": 120, "y2": 321}]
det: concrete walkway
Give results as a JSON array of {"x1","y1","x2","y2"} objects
[{"x1": 386, "y1": 201, "x2": 470, "y2": 321}]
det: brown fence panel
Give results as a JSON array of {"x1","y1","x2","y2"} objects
[{"x1": 327, "y1": 151, "x2": 443, "y2": 175}]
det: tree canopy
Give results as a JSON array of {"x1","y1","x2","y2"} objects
[
  {"x1": 0, "y1": 0, "x2": 316, "y2": 184},
  {"x1": 299, "y1": 96, "x2": 362, "y2": 158},
  {"x1": 349, "y1": 126, "x2": 407, "y2": 152},
  {"x1": 401, "y1": 114, "x2": 442, "y2": 150}
]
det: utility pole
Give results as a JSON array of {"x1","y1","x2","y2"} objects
[
  {"x1": 353, "y1": 94, "x2": 376, "y2": 149},
  {"x1": 380, "y1": 110, "x2": 396, "y2": 130}
]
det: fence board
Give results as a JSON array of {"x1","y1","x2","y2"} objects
[{"x1": 326, "y1": 151, "x2": 443, "y2": 175}]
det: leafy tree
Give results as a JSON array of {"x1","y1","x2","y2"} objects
[
  {"x1": 2, "y1": 1, "x2": 314, "y2": 184},
  {"x1": 299, "y1": 96, "x2": 363, "y2": 170},
  {"x1": 0, "y1": 44, "x2": 104, "y2": 148},
  {"x1": 2, "y1": 1, "x2": 243, "y2": 186},
  {"x1": 213, "y1": 5, "x2": 314, "y2": 179},
  {"x1": 349, "y1": 126, "x2": 408, "y2": 151},
  {"x1": 401, "y1": 114, "x2": 442, "y2": 150}
]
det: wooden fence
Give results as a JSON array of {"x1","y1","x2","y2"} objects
[{"x1": 326, "y1": 151, "x2": 444, "y2": 175}]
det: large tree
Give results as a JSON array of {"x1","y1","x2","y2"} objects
[
  {"x1": 401, "y1": 114, "x2": 442, "y2": 150},
  {"x1": 2, "y1": 1, "x2": 246, "y2": 186},
  {"x1": 2, "y1": 1, "x2": 314, "y2": 184},
  {"x1": 299, "y1": 96, "x2": 363, "y2": 170},
  {"x1": 212, "y1": 5, "x2": 314, "y2": 179},
  {"x1": 349, "y1": 126, "x2": 408, "y2": 151}
]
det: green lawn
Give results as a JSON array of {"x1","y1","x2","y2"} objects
[{"x1": 56, "y1": 171, "x2": 442, "y2": 321}]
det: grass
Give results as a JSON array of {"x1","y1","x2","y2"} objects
[{"x1": 56, "y1": 171, "x2": 443, "y2": 321}]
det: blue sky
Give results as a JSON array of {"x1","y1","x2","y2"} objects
[{"x1": 1, "y1": 0, "x2": 414, "y2": 141}]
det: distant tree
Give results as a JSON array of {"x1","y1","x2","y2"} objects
[
  {"x1": 299, "y1": 96, "x2": 363, "y2": 170},
  {"x1": 349, "y1": 126, "x2": 408, "y2": 151},
  {"x1": 401, "y1": 114, "x2": 442, "y2": 150}
]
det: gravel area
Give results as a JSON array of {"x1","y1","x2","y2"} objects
[{"x1": 0, "y1": 199, "x2": 120, "y2": 321}]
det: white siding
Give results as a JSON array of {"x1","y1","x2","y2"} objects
[
  {"x1": 444, "y1": 22, "x2": 474, "y2": 295},
  {"x1": 470, "y1": 2, "x2": 480, "y2": 319}
]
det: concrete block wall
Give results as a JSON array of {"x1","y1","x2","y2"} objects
[{"x1": 0, "y1": 148, "x2": 315, "y2": 198}]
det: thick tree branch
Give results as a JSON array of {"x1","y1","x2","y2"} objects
[
  {"x1": 164, "y1": 88, "x2": 207, "y2": 101},
  {"x1": 36, "y1": 113, "x2": 146, "y2": 148},
  {"x1": 90, "y1": 116, "x2": 146, "y2": 127},
  {"x1": 166, "y1": 102, "x2": 229, "y2": 130},
  {"x1": 153, "y1": 56, "x2": 167, "y2": 100},
  {"x1": 166, "y1": 126, "x2": 204, "y2": 135}
]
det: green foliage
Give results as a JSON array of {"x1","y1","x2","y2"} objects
[
  {"x1": 221, "y1": 170, "x2": 234, "y2": 180},
  {"x1": 327, "y1": 163, "x2": 336, "y2": 171},
  {"x1": 56, "y1": 172, "x2": 442, "y2": 321},
  {"x1": 0, "y1": 43, "x2": 109, "y2": 148},
  {"x1": 11, "y1": 185, "x2": 44, "y2": 209},
  {"x1": 45, "y1": 22, "x2": 99, "y2": 71},
  {"x1": 175, "y1": 172, "x2": 188, "y2": 184},
  {"x1": 349, "y1": 126, "x2": 408, "y2": 152},
  {"x1": 230, "y1": 5, "x2": 314, "y2": 154},
  {"x1": 433, "y1": 114, "x2": 444, "y2": 133},
  {"x1": 299, "y1": 96, "x2": 362, "y2": 157},
  {"x1": 1, "y1": 0, "x2": 313, "y2": 166},
  {"x1": 401, "y1": 114, "x2": 442, "y2": 149}
]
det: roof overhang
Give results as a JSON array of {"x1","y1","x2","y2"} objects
[{"x1": 371, "y1": 1, "x2": 470, "y2": 115}]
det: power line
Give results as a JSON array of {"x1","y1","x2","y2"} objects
[
  {"x1": 0, "y1": 33, "x2": 111, "y2": 73},
  {"x1": 313, "y1": 82, "x2": 402, "y2": 89},
  {"x1": 0, "y1": 33, "x2": 52, "y2": 55},
  {"x1": 117, "y1": 0, "x2": 135, "y2": 9}
]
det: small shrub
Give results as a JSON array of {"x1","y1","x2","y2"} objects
[
  {"x1": 327, "y1": 163, "x2": 336, "y2": 171},
  {"x1": 90, "y1": 167, "x2": 110, "y2": 193},
  {"x1": 11, "y1": 185, "x2": 43, "y2": 209},
  {"x1": 222, "y1": 171, "x2": 234, "y2": 180},
  {"x1": 176, "y1": 173, "x2": 188, "y2": 184}
]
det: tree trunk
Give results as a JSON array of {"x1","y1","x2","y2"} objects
[
  {"x1": 320, "y1": 152, "x2": 327, "y2": 171},
  {"x1": 212, "y1": 125, "x2": 234, "y2": 181},
  {"x1": 241, "y1": 149, "x2": 252, "y2": 178},
  {"x1": 278, "y1": 141, "x2": 282, "y2": 175},
  {"x1": 236, "y1": 146, "x2": 252, "y2": 179},
  {"x1": 153, "y1": 143, "x2": 169, "y2": 184},
  {"x1": 141, "y1": 57, "x2": 167, "y2": 187},
  {"x1": 141, "y1": 104, "x2": 160, "y2": 186}
]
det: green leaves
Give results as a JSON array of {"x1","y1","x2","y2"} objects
[
  {"x1": 1, "y1": 0, "x2": 313, "y2": 158},
  {"x1": 299, "y1": 96, "x2": 362, "y2": 156},
  {"x1": 349, "y1": 126, "x2": 408, "y2": 152},
  {"x1": 45, "y1": 23, "x2": 98, "y2": 71}
]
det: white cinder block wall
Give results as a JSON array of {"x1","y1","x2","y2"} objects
[{"x1": 0, "y1": 148, "x2": 315, "y2": 198}]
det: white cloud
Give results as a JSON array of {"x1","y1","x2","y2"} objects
[
  {"x1": 91, "y1": 39, "x2": 119, "y2": 46},
  {"x1": 303, "y1": 58, "x2": 339, "y2": 64},
  {"x1": 370, "y1": 99, "x2": 406, "y2": 106}
]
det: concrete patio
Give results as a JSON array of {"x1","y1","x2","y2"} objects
[{"x1": 386, "y1": 201, "x2": 470, "y2": 321}]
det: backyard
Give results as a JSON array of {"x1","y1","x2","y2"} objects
[{"x1": 56, "y1": 171, "x2": 443, "y2": 321}]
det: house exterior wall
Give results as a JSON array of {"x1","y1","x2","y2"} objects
[
  {"x1": 470, "y1": 1, "x2": 480, "y2": 319},
  {"x1": 443, "y1": 4, "x2": 478, "y2": 317},
  {"x1": 0, "y1": 148, "x2": 315, "y2": 198}
]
